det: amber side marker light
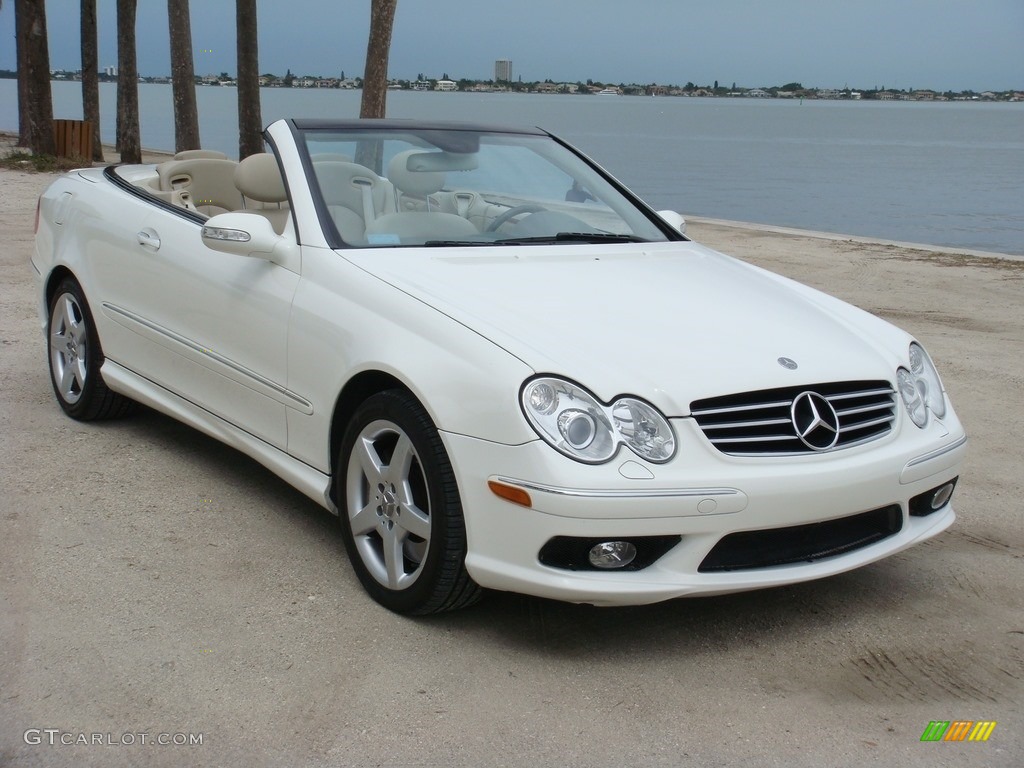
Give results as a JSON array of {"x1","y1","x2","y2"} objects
[{"x1": 488, "y1": 480, "x2": 532, "y2": 508}]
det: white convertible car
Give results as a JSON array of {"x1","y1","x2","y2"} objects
[{"x1": 32, "y1": 119, "x2": 966, "y2": 614}]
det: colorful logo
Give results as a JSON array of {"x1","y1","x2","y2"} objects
[{"x1": 920, "y1": 721, "x2": 997, "y2": 742}]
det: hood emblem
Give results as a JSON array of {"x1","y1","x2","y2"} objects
[
  {"x1": 778, "y1": 357, "x2": 798, "y2": 370},
  {"x1": 791, "y1": 391, "x2": 840, "y2": 451}
]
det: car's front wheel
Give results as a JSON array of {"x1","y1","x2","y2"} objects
[
  {"x1": 47, "y1": 278, "x2": 134, "y2": 420},
  {"x1": 337, "y1": 390, "x2": 481, "y2": 614}
]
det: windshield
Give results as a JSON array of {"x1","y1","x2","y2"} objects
[{"x1": 296, "y1": 125, "x2": 677, "y2": 248}]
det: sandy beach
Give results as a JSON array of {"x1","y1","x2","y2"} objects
[{"x1": 1, "y1": 154, "x2": 1021, "y2": 766}]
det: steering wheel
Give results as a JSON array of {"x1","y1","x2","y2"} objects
[{"x1": 486, "y1": 204, "x2": 549, "y2": 232}]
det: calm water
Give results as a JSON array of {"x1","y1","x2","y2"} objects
[{"x1": 4, "y1": 80, "x2": 1023, "y2": 254}]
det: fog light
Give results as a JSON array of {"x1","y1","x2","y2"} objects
[
  {"x1": 909, "y1": 477, "x2": 958, "y2": 517},
  {"x1": 930, "y1": 482, "x2": 955, "y2": 510},
  {"x1": 588, "y1": 541, "x2": 637, "y2": 569}
]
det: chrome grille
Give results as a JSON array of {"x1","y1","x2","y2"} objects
[{"x1": 691, "y1": 380, "x2": 896, "y2": 456}]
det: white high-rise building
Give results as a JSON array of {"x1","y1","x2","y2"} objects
[{"x1": 495, "y1": 59, "x2": 512, "y2": 82}]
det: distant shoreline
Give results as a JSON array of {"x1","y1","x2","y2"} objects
[{"x1": 2, "y1": 73, "x2": 1020, "y2": 103}]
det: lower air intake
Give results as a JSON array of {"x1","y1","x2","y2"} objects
[{"x1": 698, "y1": 504, "x2": 902, "y2": 572}]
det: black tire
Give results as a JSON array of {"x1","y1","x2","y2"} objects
[
  {"x1": 337, "y1": 390, "x2": 481, "y2": 615},
  {"x1": 47, "y1": 278, "x2": 134, "y2": 421}
]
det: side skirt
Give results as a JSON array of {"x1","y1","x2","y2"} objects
[{"x1": 100, "y1": 359, "x2": 337, "y2": 514}]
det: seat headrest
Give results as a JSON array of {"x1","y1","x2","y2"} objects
[
  {"x1": 234, "y1": 153, "x2": 287, "y2": 204},
  {"x1": 387, "y1": 150, "x2": 445, "y2": 197}
]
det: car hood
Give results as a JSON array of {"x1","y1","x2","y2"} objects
[{"x1": 342, "y1": 241, "x2": 910, "y2": 415}]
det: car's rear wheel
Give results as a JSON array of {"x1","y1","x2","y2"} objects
[
  {"x1": 47, "y1": 278, "x2": 134, "y2": 420},
  {"x1": 338, "y1": 390, "x2": 481, "y2": 614}
]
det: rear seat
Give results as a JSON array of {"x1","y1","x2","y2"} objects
[{"x1": 156, "y1": 157, "x2": 243, "y2": 215}]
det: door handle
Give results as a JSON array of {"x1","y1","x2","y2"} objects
[{"x1": 137, "y1": 229, "x2": 161, "y2": 250}]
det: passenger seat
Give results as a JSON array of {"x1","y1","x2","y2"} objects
[
  {"x1": 312, "y1": 161, "x2": 395, "y2": 242},
  {"x1": 233, "y1": 153, "x2": 291, "y2": 235}
]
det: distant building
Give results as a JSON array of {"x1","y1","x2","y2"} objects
[
  {"x1": 435, "y1": 79, "x2": 457, "y2": 91},
  {"x1": 495, "y1": 59, "x2": 512, "y2": 82}
]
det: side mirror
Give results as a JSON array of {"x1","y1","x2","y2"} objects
[
  {"x1": 201, "y1": 212, "x2": 296, "y2": 268},
  {"x1": 657, "y1": 210, "x2": 687, "y2": 234}
]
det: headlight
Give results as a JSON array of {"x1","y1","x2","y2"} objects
[
  {"x1": 897, "y1": 342, "x2": 946, "y2": 428},
  {"x1": 521, "y1": 377, "x2": 676, "y2": 464}
]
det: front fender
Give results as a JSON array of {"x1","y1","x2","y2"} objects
[{"x1": 285, "y1": 245, "x2": 537, "y2": 473}]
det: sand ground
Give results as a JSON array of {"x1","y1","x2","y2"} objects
[{"x1": 1, "y1": 155, "x2": 1021, "y2": 767}]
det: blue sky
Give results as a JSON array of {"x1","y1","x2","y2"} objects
[{"x1": 1, "y1": 0, "x2": 1022, "y2": 91}]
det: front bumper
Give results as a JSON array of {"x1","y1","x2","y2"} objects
[{"x1": 443, "y1": 415, "x2": 966, "y2": 606}]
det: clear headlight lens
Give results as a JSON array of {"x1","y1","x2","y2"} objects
[
  {"x1": 897, "y1": 342, "x2": 946, "y2": 428},
  {"x1": 909, "y1": 343, "x2": 946, "y2": 418},
  {"x1": 521, "y1": 377, "x2": 676, "y2": 464},
  {"x1": 611, "y1": 398, "x2": 676, "y2": 462}
]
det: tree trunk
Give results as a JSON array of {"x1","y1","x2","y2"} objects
[
  {"x1": 236, "y1": 0, "x2": 263, "y2": 159},
  {"x1": 168, "y1": 0, "x2": 200, "y2": 153},
  {"x1": 81, "y1": 0, "x2": 103, "y2": 161},
  {"x1": 15, "y1": 0, "x2": 29, "y2": 147},
  {"x1": 16, "y1": 0, "x2": 56, "y2": 155},
  {"x1": 359, "y1": 0, "x2": 398, "y2": 119},
  {"x1": 115, "y1": 0, "x2": 141, "y2": 163}
]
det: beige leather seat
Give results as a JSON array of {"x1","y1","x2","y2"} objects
[
  {"x1": 233, "y1": 153, "x2": 291, "y2": 235},
  {"x1": 157, "y1": 157, "x2": 242, "y2": 215},
  {"x1": 387, "y1": 150, "x2": 446, "y2": 212},
  {"x1": 312, "y1": 161, "x2": 394, "y2": 242},
  {"x1": 364, "y1": 150, "x2": 479, "y2": 243}
]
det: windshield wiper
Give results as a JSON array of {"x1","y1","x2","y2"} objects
[
  {"x1": 493, "y1": 232, "x2": 649, "y2": 245},
  {"x1": 421, "y1": 239, "x2": 494, "y2": 247},
  {"x1": 422, "y1": 233, "x2": 650, "y2": 247}
]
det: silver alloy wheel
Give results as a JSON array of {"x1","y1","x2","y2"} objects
[
  {"x1": 345, "y1": 418, "x2": 432, "y2": 590},
  {"x1": 49, "y1": 292, "x2": 89, "y2": 405}
]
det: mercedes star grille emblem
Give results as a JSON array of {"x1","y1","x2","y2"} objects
[
  {"x1": 791, "y1": 391, "x2": 840, "y2": 451},
  {"x1": 778, "y1": 357, "x2": 798, "y2": 370}
]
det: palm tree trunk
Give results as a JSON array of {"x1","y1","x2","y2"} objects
[
  {"x1": 15, "y1": 0, "x2": 56, "y2": 155},
  {"x1": 236, "y1": 0, "x2": 263, "y2": 159},
  {"x1": 81, "y1": 0, "x2": 103, "y2": 161},
  {"x1": 168, "y1": 0, "x2": 201, "y2": 153},
  {"x1": 359, "y1": 0, "x2": 398, "y2": 119},
  {"x1": 116, "y1": 0, "x2": 141, "y2": 163},
  {"x1": 15, "y1": 0, "x2": 29, "y2": 147}
]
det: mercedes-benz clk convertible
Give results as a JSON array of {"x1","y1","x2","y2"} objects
[{"x1": 32, "y1": 119, "x2": 967, "y2": 614}]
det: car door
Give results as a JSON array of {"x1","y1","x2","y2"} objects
[{"x1": 97, "y1": 203, "x2": 299, "y2": 449}]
